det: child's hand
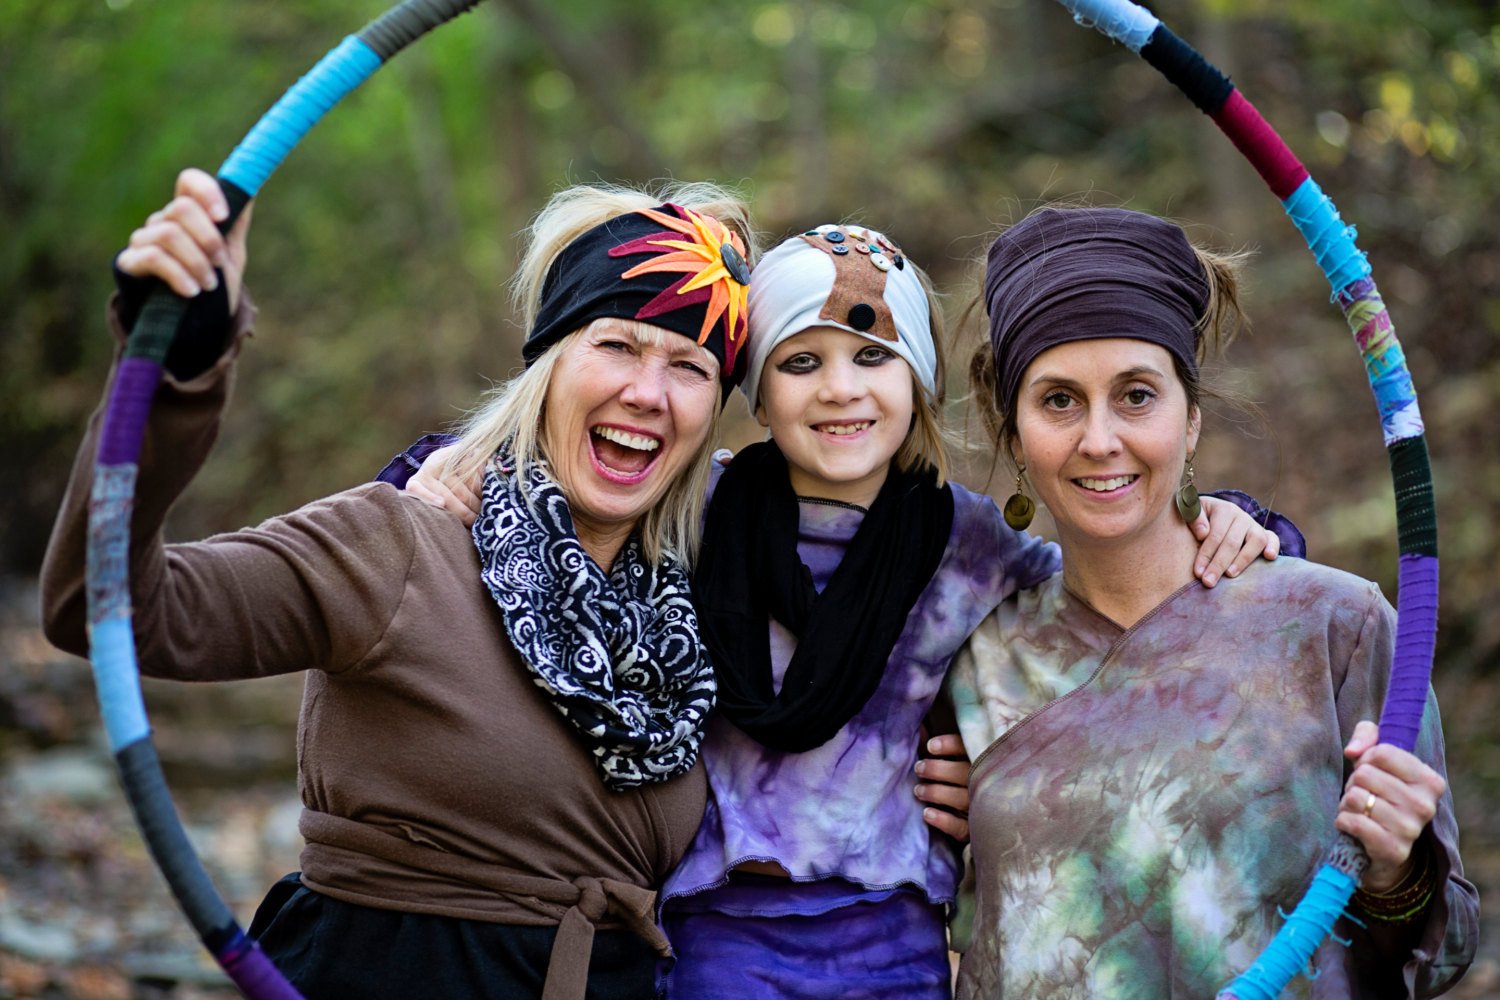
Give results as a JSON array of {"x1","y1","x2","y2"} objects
[
  {"x1": 915, "y1": 733, "x2": 971, "y2": 842},
  {"x1": 1191, "y1": 496, "x2": 1281, "y2": 587},
  {"x1": 407, "y1": 444, "x2": 482, "y2": 527},
  {"x1": 1335, "y1": 720, "x2": 1446, "y2": 893}
]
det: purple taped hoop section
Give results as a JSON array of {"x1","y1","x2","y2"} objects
[
  {"x1": 1381, "y1": 554, "x2": 1438, "y2": 754},
  {"x1": 98, "y1": 358, "x2": 163, "y2": 466},
  {"x1": 220, "y1": 930, "x2": 307, "y2": 999}
]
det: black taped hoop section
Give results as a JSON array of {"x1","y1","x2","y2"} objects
[
  {"x1": 1390, "y1": 436, "x2": 1439, "y2": 557},
  {"x1": 1140, "y1": 25, "x2": 1233, "y2": 115},
  {"x1": 358, "y1": 0, "x2": 487, "y2": 60}
]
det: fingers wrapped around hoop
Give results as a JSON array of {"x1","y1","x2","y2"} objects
[
  {"x1": 1336, "y1": 722, "x2": 1446, "y2": 892},
  {"x1": 118, "y1": 168, "x2": 252, "y2": 311}
]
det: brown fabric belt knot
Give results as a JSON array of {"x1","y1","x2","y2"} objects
[{"x1": 542, "y1": 876, "x2": 670, "y2": 1000}]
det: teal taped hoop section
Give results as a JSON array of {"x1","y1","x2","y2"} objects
[
  {"x1": 1221, "y1": 864, "x2": 1359, "y2": 999},
  {"x1": 218, "y1": 36, "x2": 382, "y2": 196},
  {"x1": 117, "y1": 738, "x2": 239, "y2": 934},
  {"x1": 91, "y1": 617, "x2": 151, "y2": 751},
  {"x1": 1282, "y1": 177, "x2": 1373, "y2": 296},
  {"x1": 1063, "y1": 0, "x2": 1158, "y2": 52}
]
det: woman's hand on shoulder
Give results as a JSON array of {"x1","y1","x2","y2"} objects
[
  {"x1": 407, "y1": 444, "x2": 482, "y2": 527},
  {"x1": 1336, "y1": 720, "x2": 1446, "y2": 892},
  {"x1": 117, "y1": 168, "x2": 252, "y2": 313},
  {"x1": 1191, "y1": 495, "x2": 1281, "y2": 588},
  {"x1": 915, "y1": 733, "x2": 971, "y2": 843}
]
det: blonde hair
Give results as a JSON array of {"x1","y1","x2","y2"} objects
[
  {"x1": 892, "y1": 258, "x2": 952, "y2": 485},
  {"x1": 447, "y1": 181, "x2": 756, "y2": 565}
]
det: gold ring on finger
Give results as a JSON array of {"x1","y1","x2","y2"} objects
[{"x1": 1363, "y1": 792, "x2": 1377, "y2": 818}]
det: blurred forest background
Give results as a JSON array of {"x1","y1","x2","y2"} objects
[{"x1": 2, "y1": 0, "x2": 1496, "y2": 995}]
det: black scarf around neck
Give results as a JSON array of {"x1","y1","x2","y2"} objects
[{"x1": 694, "y1": 441, "x2": 954, "y2": 752}]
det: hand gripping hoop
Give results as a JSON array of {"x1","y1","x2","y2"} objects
[{"x1": 86, "y1": 2, "x2": 485, "y2": 996}]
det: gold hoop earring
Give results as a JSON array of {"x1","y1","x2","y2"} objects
[
  {"x1": 1175, "y1": 452, "x2": 1202, "y2": 523},
  {"x1": 1004, "y1": 465, "x2": 1036, "y2": 531}
]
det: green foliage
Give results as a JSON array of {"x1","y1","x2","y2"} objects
[{"x1": 2, "y1": 0, "x2": 1497, "y2": 669}]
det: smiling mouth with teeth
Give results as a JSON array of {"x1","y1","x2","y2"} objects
[
  {"x1": 591, "y1": 425, "x2": 661, "y2": 477},
  {"x1": 1076, "y1": 475, "x2": 1138, "y2": 492},
  {"x1": 815, "y1": 421, "x2": 872, "y2": 436}
]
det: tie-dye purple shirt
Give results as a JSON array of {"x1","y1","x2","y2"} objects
[
  {"x1": 662, "y1": 475, "x2": 1060, "y2": 914},
  {"x1": 948, "y1": 559, "x2": 1477, "y2": 998}
]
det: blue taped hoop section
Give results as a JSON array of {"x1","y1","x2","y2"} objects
[
  {"x1": 1219, "y1": 863, "x2": 1357, "y2": 999},
  {"x1": 1282, "y1": 177, "x2": 1373, "y2": 296},
  {"x1": 90, "y1": 617, "x2": 151, "y2": 751},
  {"x1": 218, "y1": 36, "x2": 383, "y2": 196},
  {"x1": 1062, "y1": 0, "x2": 1159, "y2": 52}
]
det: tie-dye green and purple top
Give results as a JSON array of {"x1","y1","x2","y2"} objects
[
  {"x1": 661, "y1": 478, "x2": 1060, "y2": 917},
  {"x1": 948, "y1": 558, "x2": 1477, "y2": 999}
]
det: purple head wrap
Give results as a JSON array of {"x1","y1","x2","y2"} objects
[{"x1": 984, "y1": 207, "x2": 1209, "y2": 416}]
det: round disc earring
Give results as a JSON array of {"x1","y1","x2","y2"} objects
[
  {"x1": 1004, "y1": 466, "x2": 1036, "y2": 531},
  {"x1": 1175, "y1": 452, "x2": 1202, "y2": 523}
]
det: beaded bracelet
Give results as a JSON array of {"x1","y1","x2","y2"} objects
[{"x1": 1353, "y1": 845, "x2": 1437, "y2": 924}]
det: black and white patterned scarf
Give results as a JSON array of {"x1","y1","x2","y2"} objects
[{"x1": 472, "y1": 451, "x2": 716, "y2": 790}]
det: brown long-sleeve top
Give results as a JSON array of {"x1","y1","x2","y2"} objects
[{"x1": 41, "y1": 298, "x2": 707, "y2": 996}]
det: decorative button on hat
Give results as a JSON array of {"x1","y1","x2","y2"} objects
[
  {"x1": 742, "y1": 221, "x2": 936, "y2": 413},
  {"x1": 720, "y1": 242, "x2": 751, "y2": 285},
  {"x1": 848, "y1": 303, "x2": 877, "y2": 330}
]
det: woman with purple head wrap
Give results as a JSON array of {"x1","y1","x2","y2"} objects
[{"x1": 948, "y1": 206, "x2": 1476, "y2": 998}]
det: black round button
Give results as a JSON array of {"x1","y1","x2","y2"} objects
[
  {"x1": 847, "y1": 303, "x2": 877, "y2": 330},
  {"x1": 719, "y1": 242, "x2": 751, "y2": 285}
]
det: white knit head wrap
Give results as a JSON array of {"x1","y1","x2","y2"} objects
[{"x1": 741, "y1": 224, "x2": 936, "y2": 413}]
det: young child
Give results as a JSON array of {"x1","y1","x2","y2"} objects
[
  {"x1": 392, "y1": 223, "x2": 1284, "y2": 998},
  {"x1": 658, "y1": 223, "x2": 1034, "y2": 998}
]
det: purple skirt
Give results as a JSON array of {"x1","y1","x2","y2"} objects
[{"x1": 662, "y1": 888, "x2": 951, "y2": 999}]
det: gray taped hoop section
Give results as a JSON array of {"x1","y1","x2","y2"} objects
[{"x1": 357, "y1": 0, "x2": 487, "y2": 60}]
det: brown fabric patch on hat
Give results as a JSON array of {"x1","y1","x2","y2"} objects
[{"x1": 801, "y1": 229, "x2": 898, "y2": 342}]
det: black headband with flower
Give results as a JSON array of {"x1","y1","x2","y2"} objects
[{"x1": 523, "y1": 204, "x2": 752, "y2": 394}]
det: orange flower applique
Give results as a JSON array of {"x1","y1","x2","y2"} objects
[{"x1": 609, "y1": 205, "x2": 751, "y2": 374}]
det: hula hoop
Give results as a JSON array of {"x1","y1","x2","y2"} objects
[
  {"x1": 1048, "y1": 2, "x2": 1439, "y2": 997},
  {"x1": 85, "y1": 2, "x2": 484, "y2": 995}
]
